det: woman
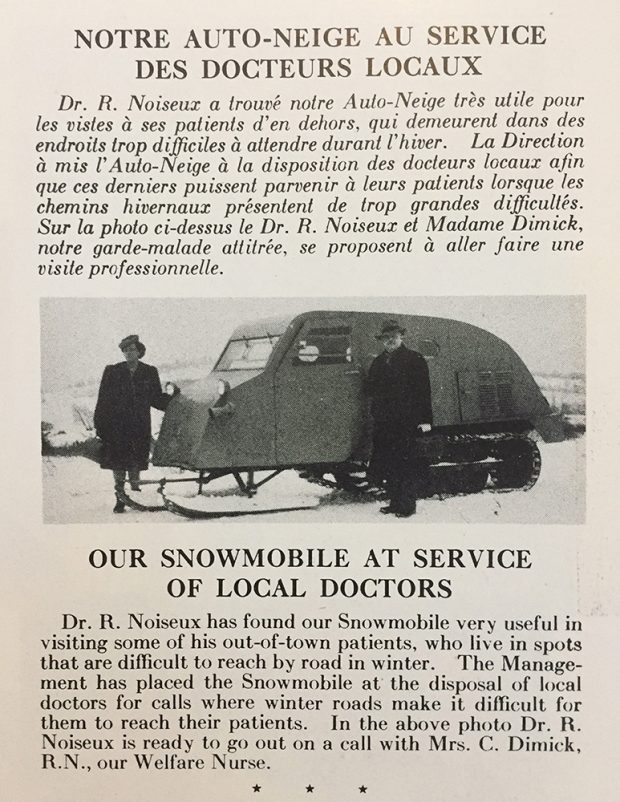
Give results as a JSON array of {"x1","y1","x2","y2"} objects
[{"x1": 94, "y1": 334, "x2": 176, "y2": 513}]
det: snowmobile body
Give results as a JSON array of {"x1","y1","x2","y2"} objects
[{"x1": 151, "y1": 310, "x2": 562, "y2": 505}]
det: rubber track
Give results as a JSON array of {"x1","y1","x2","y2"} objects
[{"x1": 301, "y1": 433, "x2": 542, "y2": 500}]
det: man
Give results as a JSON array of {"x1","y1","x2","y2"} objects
[
  {"x1": 94, "y1": 334, "x2": 176, "y2": 513},
  {"x1": 366, "y1": 320, "x2": 433, "y2": 517}
]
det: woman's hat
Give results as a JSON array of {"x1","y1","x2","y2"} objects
[
  {"x1": 119, "y1": 334, "x2": 142, "y2": 350},
  {"x1": 375, "y1": 319, "x2": 406, "y2": 339},
  {"x1": 118, "y1": 334, "x2": 146, "y2": 357}
]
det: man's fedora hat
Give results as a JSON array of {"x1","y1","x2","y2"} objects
[{"x1": 375, "y1": 319, "x2": 406, "y2": 339}]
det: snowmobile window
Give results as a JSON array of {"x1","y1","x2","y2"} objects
[
  {"x1": 298, "y1": 344, "x2": 320, "y2": 363},
  {"x1": 293, "y1": 326, "x2": 352, "y2": 366},
  {"x1": 216, "y1": 336, "x2": 280, "y2": 371}
]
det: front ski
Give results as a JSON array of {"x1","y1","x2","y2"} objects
[{"x1": 160, "y1": 486, "x2": 319, "y2": 519}]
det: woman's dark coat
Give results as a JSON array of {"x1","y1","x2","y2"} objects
[{"x1": 94, "y1": 361, "x2": 170, "y2": 471}]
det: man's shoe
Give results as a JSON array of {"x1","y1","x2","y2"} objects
[
  {"x1": 395, "y1": 509, "x2": 415, "y2": 518},
  {"x1": 113, "y1": 499, "x2": 125, "y2": 513},
  {"x1": 380, "y1": 505, "x2": 396, "y2": 515}
]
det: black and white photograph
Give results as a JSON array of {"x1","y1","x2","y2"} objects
[{"x1": 41, "y1": 296, "x2": 585, "y2": 524}]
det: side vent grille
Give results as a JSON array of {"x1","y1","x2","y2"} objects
[
  {"x1": 478, "y1": 370, "x2": 514, "y2": 418},
  {"x1": 496, "y1": 370, "x2": 515, "y2": 416}
]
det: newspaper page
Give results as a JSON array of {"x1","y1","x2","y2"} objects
[{"x1": 2, "y1": 0, "x2": 618, "y2": 799}]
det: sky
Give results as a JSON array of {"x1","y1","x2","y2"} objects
[{"x1": 40, "y1": 295, "x2": 585, "y2": 391}]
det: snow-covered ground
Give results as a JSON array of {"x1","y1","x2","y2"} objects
[
  {"x1": 535, "y1": 373, "x2": 585, "y2": 415},
  {"x1": 42, "y1": 438, "x2": 585, "y2": 525}
]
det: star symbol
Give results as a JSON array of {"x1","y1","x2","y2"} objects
[
  {"x1": 306, "y1": 785, "x2": 315, "y2": 793},
  {"x1": 252, "y1": 785, "x2": 261, "y2": 793},
  {"x1": 359, "y1": 786, "x2": 368, "y2": 794}
]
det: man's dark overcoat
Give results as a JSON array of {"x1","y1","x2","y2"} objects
[
  {"x1": 366, "y1": 344, "x2": 433, "y2": 512},
  {"x1": 94, "y1": 362, "x2": 170, "y2": 471},
  {"x1": 367, "y1": 344, "x2": 432, "y2": 428}
]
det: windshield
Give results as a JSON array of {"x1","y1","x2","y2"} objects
[{"x1": 216, "y1": 336, "x2": 280, "y2": 371}]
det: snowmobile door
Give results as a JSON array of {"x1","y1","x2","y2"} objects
[{"x1": 274, "y1": 319, "x2": 364, "y2": 464}]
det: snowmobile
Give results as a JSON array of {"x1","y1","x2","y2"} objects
[{"x1": 117, "y1": 310, "x2": 565, "y2": 518}]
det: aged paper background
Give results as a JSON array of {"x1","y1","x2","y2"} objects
[{"x1": 1, "y1": 1, "x2": 618, "y2": 799}]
